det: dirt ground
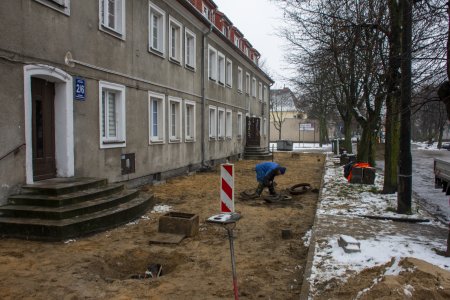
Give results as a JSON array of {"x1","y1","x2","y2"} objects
[{"x1": 0, "y1": 152, "x2": 324, "y2": 300}]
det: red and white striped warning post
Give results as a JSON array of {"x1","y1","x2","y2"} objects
[{"x1": 220, "y1": 163, "x2": 235, "y2": 213}]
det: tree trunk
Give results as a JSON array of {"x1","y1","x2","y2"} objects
[
  {"x1": 383, "y1": 0, "x2": 402, "y2": 194},
  {"x1": 343, "y1": 116, "x2": 353, "y2": 153},
  {"x1": 397, "y1": 0, "x2": 412, "y2": 214}
]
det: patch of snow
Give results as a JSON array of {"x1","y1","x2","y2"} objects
[
  {"x1": 151, "y1": 204, "x2": 172, "y2": 213},
  {"x1": 126, "y1": 220, "x2": 139, "y2": 226},
  {"x1": 404, "y1": 284, "x2": 414, "y2": 298},
  {"x1": 384, "y1": 257, "x2": 404, "y2": 276},
  {"x1": 303, "y1": 229, "x2": 312, "y2": 247},
  {"x1": 64, "y1": 239, "x2": 76, "y2": 244}
]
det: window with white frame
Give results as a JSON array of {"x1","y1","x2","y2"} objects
[
  {"x1": 252, "y1": 77, "x2": 256, "y2": 97},
  {"x1": 209, "y1": 106, "x2": 217, "y2": 138},
  {"x1": 149, "y1": 2, "x2": 165, "y2": 55},
  {"x1": 237, "y1": 112, "x2": 243, "y2": 138},
  {"x1": 226, "y1": 59, "x2": 232, "y2": 87},
  {"x1": 226, "y1": 109, "x2": 232, "y2": 138},
  {"x1": 245, "y1": 72, "x2": 250, "y2": 94},
  {"x1": 148, "y1": 91, "x2": 165, "y2": 143},
  {"x1": 169, "y1": 97, "x2": 182, "y2": 142},
  {"x1": 222, "y1": 26, "x2": 229, "y2": 38},
  {"x1": 202, "y1": 5, "x2": 209, "y2": 19},
  {"x1": 264, "y1": 85, "x2": 269, "y2": 102},
  {"x1": 237, "y1": 67, "x2": 243, "y2": 92},
  {"x1": 169, "y1": 16, "x2": 182, "y2": 63},
  {"x1": 99, "y1": 81, "x2": 126, "y2": 148},
  {"x1": 185, "y1": 28, "x2": 196, "y2": 70},
  {"x1": 218, "y1": 108, "x2": 225, "y2": 138},
  {"x1": 217, "y1": 52, "x2": 225, "y2": 85},
  {"x1": 234, "y1": 36, "x2": 240, "y2": 48},
  {"x1": 100, "y1": 0, "x2": 125, "y2": 37},
  {"x1": 185, "y1": 100, "x2": 196, "y2": 141},
  {"x1": 258, "y1": 82, "x2": 263, "y2": 101},
  {"x1": 208, "y1": 45, "x2": 217, "y2": 81},
  {"x1": 35, "y1": 0, "x2": 70, "y2": 15}
]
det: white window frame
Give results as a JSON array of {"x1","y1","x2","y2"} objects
[
  {"x1": 263, "y1": 118, "x2": 267, "y2": 136},
  {"x1": 226, "y1": 109, "x2": 232, "y2": 139},
  {"x1": 217, "y1": 107, "x2": 225, "y2": 139},
  {"x1": 35, "y1": 0, "x2": 70, "y2": 15},
  {"x1": 226, "y1": 58, "x2": 232, "y2": 88},
  {"x1": 169, "y1": 16, "x2": 183, "y2": 64},
  {"x1": 99, "y1": 0, "x2": 126, "y2": 39},
  {"x1": 245, "y1": 72, "x2": 250, "y2": 95},
  {"x1": 149, "y1": 1, "x2": 166, "y2": 56},
  {"x1": 209, "y1": 106, "x2": 217, "y2": 139},
  {"x1": 264, "y1": 85, "x2": 269, "y2": 102},
  {"x1": 185, "y1": 28, "x2": 196, "y2": 70},
  {"x1": 148, "y1": 91, "x2": 165, "y2": 144},
  {"x1": 258, "y1": 82, "x2": 263, "y2": 101},
  {"x1": 234, "y1": 36, "x2": 240, "y2": 48},
  {"x1": 184, "y1": 100, "x2": 196, "y2": 142},
  {"x1": 208, "y1": 45, "x2": 217, "y2": 81},
  {"x1": 202, "y1": 5, "x2": 210, "y2": 19},
  {"x1": 168, "y1": 96, "x2": 182, "y2": 142},
  {"x1": 237, "y1": 67, "x2": 243, "y2": 93},
  {"x1": 217, "y1": 52, "x2": 226, "y2": 85},
  {"x1": 237, "y1": 112, "x2": 243, "y2": 138},
  {"x1": 99, "y1": 81, "x2": 126, "y2": 149},
  {"x1": 252, "y1": 77, "x2": 257, "y2": 98}
]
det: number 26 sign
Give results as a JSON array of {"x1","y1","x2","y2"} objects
[{"x1": 74, "y1": 77, "x2": 86, "y2": 101}]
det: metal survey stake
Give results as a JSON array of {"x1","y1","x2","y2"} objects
[{"x1": 207, "y1": 213, "x2": 242, "y2": 300}]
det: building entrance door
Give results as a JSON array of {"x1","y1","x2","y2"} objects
[
  {"x1": 31, "y1": 77, "x2": 56, "y2": 181},
  {"x1": 246, "y1": 117, "x2": 261, "y2": 146}
]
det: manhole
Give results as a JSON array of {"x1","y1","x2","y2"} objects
[{"x1": 88, "y1": 248, "x2": 186, "y2": 281}]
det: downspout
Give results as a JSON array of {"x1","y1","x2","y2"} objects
[
  {"x1": 268, "y1": 82, "x2": 274, "y2": 151},
  {"x1": 201, "y1": 24, "x2": 213, "y2": 167}
]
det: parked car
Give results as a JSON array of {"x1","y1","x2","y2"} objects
[{"x1": 441, "y1": 143, "x2": 450, "y2": 150}]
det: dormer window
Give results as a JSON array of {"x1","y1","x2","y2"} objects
[
  {"x1": 222, "y1": 26, "x2": 229, "y2": 38},
  {"x1": 234, "y1": 37, "x2": 240, "y2": 48},
  {"x1": 203, "y1": 5, "x2": 210, "y2": 20}
]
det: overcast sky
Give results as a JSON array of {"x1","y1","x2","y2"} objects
[{"x1": 213, "y1": 0, "x2": 290, "y2": 88}]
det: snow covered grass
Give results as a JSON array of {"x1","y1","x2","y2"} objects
[{"x1": 308, "y1": 154, "x2": 450, "y2": 297}]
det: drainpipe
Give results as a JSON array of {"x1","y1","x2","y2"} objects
[
  {"x1": 201, "y1": 25, "x2": 213, "y2": 167},
  {"x1": 268, "y1": 82, "x2": 274, "y2": 152}
]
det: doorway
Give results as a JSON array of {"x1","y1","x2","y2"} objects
[
  {"x1": 246, "y1": 117, "x2": 261, "y2": 146},
  {"x1": 31, "y1": 77, "x2": 56, "y2": 181}
]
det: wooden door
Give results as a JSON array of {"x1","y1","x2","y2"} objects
[
  {"x1": 32, "y1": 77, "x2": 56, "y2": 181},
  {"x1": 246, "y1": 117, "x2": 261, "y2": 146}
]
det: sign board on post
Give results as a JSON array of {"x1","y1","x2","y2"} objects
[
  {"x1": 74, "y1": 77, "x2": 86, "y2": 100},
  {"x1": 220, "y1": 163, "x2": 235, "y2": 213}
]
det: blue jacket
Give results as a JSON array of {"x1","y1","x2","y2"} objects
[{"x1": 255, "y1": 162, "x2": 286, "y2": 183}]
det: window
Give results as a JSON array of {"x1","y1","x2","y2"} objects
[
  {"x1": 168, "y1": 97, "x2": 182, "y2": 142},
  {"x1": 245, "y1": 72, "x2": 250, "y2": 94},
  {"x1": 149, "y1": 2, "x2": 165, "y2": 55},
  {"x1": 237, "y1": 67, "x2": 243, "y2": 92},
  {"x1": 185, "y1": 100, "x2": 196, "y2": 141},
  {"x1": 203, "y1": 5, "x2": 209, "y2": 19},
  {"x1": 217, "y1": 52, "x2": 225, "y2": 85},
  {"x1": 185, "y1": 28, "x2": 196, "y2": 70},
  {"x1": 222, "y1": 26, "x2": 229, "y2": 38},
  {"x1": 237, "y1": 112, "x2": 243, "y2": 138},
  {"x1": 226, "y1": 59, "x2": 232, "y2": 87},
  {"x1": 258, "y1": 82, "x2": 263, "y2": 101},
  {"x1": 99, "y1": 81, "x2": 126, "y2": 148},
  {"x1": 234, "y1": 36, "x2": 240, "y2": 48},
  {"x1": 252, "y1": 77, "x2": 256, "y2": 97},
  {"x1": 100, "y1": 0, "x2": 125, "y2": 38},
  {"x1": 35, "y1": 0, "x2": 70, "y2": 15},
  {"x1": 245, "y1": 48, "x2": 249, "y2": 56},
  {"x1": 264, "y1": 86, "x2": 269, "y2": 102},
  {"x1": 218, "y1": 108, "x2": 225, "y2": 138},
  {"x1": 209, "y1": 106, "x2": 217, "y2": 139},
  {"x1": 226, "y1": 109, "x2": 232, "y2": 139},
  {"x1": 148, "y1": 91, "x2": 165, "y2": 143},
  {"x1": 168, "y1": 16, "x2": 182, "y2": 63},
  {"x1": 208, "y1": 45, "x2": 217, "y2": 81}
]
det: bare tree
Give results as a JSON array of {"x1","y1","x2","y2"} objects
[{"x1": 270, "y1": 89, "x2": 296, "y2": 140}]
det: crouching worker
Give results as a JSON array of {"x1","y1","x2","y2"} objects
[{"x1": 255, "y1": 162, "x2": 287, "y2": 196}]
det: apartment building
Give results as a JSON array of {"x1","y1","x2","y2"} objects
[{"x1": 0, "y1": 0, "x2": 273, "y2": 204}]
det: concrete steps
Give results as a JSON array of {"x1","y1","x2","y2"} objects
[
  {"x1": 0, "y1": 178, "x2": 153, "y2": 241},
  {"x1": 244, "y1": 146, "x2": 272, "y2": 160}
]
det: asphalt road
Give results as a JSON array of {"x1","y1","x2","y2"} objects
[{"x1": 411, "y1": 144, "x2": 450, "y2": 223}]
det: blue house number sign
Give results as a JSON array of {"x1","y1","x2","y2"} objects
[{"x1": 74, "y1": 77, "x2": 86, "y2": 100}]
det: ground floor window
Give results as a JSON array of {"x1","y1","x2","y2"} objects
[
  {"x1": 99, "y1": 81, "x2": 126, "y2": 148},
  {"x1": 149, "y1": 91, "x2": 165, "y2": 143},
  {"x1": 237, "y1": 112, "x2": 243, "y2": 138},
  {"x1": 218, "y1": 107, "x2": 225, "y2": 139},
  {"x1": 169, "y1": 97, "x2": 182, "y2": 142},
  {"x1": 209, "y1": 106, "x2": 217, "y2": 139},
  {"x1": 226, "y1": 109, "x2": 232, "y2": 138},
  {"x1": 185, "y1": 100, "x2": 196, "y2": 141}
]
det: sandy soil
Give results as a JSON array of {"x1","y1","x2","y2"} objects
[{"x1": 0, "y1": 152, "x2": 324, "y2": 300}]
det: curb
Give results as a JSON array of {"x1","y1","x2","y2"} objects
[{"x1": 299, "y1": 152, "x2": 329, "y2": 299}]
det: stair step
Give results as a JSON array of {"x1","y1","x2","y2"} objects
[
  {"x1": 21, "y1": 177, "x2": 107, "y2": 196},
  {"x1": 8, "y1": 184, "x2": 124, "y2": 207},
  {"x1": 0, "y1": 194, "x2": 154, "y2": 241},
  {"x1": 0, "y1": 190, "x2": 139, "y2": 220}
]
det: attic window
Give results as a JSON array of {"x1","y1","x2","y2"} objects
[{"x1": 34, "y1": 0, "x2": 70, "y2": 15}]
